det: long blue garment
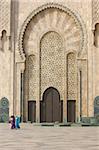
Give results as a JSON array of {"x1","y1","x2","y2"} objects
[{"x1": 15, "y1": 116, "x2": 20, "y2": 128}]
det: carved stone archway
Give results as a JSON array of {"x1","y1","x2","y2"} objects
[
  {"x1": 40, "y1": 87, "x2": 62, "y2": 123},
  {"x1": 18, "y1": 3, "x2": 87, "y2": 60},
  {"x1": 18, "y1": 3, "x2": 87, "y2": 122}
]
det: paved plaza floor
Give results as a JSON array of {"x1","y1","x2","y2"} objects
[{"x1": 0, "y1": 123, "x2": 99, "y2": 150}]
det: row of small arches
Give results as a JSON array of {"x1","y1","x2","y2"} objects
[{"x1": 1, "y1": 25, "x2": 99, "y2": 50}]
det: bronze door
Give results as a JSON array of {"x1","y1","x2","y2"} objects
[
  {"x1": 40, "y1": 87, "x2": 62, "y2": 122},
  {"x1": 28, "y1": 101, "x2": 36, "y2": 122},
  {"x1": 67, "y1": 100, "x2": 76, "y2": 123}
]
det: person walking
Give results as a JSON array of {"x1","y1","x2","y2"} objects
[
  {"x1": 15, "y1": 116, "x2": 20, "y2": 129},
  {"x1": 10, "y1": 115, "x2": 16, "y2": 129}
]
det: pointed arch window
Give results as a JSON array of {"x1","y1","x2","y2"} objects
[{"x1": 94, "y1": 23, "x2": 99, "y2": 47}]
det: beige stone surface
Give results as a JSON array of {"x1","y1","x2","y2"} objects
[
  {"x1": 0, "y1": 123, "x2": 99, "y2": 150},
  {"x1": 19, "y1": 1, "x2": 88, "y2": 121},
  {"x1": 0, "y1": 0, "x2": 99, "y2": 122}
]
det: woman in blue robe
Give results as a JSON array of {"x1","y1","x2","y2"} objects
[{"x1": 15, "y1": 116, "x2": 20, "y2": 129}]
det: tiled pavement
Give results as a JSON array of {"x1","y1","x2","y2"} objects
[{"x1": 0, "y1": 123, "x2": 99, "y2": 150}]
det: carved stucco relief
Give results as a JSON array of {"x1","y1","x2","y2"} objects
[
  {"x1": 19, "y1": 3, "x2": 87, "y2": 60},
  {"x1": 67, "y1": 53, "x2": 77, "y2": 100},
  {"x1": 0, "y1": 0, "x2": 10, "y2": 36},
  {"x1": 21, "y1": 4, "x2": 87, "y2": 101},
  {"x1": 24, "y1": 55, "x2": 37, "y2": 101},
  {"x1": 28, "y1": 55, "x2": 37, "y2": 100},
  {"x1": 40, "y1": 31, "x2": 64, "y2": 99},
  {"x1": 92, "y1": 0, "x2": 99, "y2": 30},
  {"x1": 23, "y1": 7, "x2": 82, "y2": 56}
]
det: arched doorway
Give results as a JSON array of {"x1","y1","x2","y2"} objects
[
  {"x1": 40, "y1": 87, "x2": 62, "y2": 123},
  {"x1": 21, "y1": 4, "x2": 86, "y2": 122},
  {"x1": 0, "y1": 97, "x2": 9, "y2": 122}
]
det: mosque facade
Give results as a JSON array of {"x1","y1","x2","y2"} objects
[{"x1": 0, "y1": 0, "x2": 99, "y2": 123}]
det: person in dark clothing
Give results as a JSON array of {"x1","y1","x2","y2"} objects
[{"x1": 10, "y1": 115, "x2": 16, "y2": 129}]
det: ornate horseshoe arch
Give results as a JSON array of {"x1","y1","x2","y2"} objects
[{"x1": 18, "y1": 3, "x2": 87, "y2": 61}]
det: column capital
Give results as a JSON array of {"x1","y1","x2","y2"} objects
[{"x1": 16, "y1": 62, "x2": 25, "y2": 73}]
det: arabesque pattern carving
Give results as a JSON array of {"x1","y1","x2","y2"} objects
[
  {"x1": 19, "y1": 3, "x2": 87, "y2": 60},
  {"x1": 67, "y1": 53, "x2": 77, "y2": 100},
  {"x1": 92, "y1": 0, "x2": 99, "y2": 29},
  {"x1": 23, "y1": 7, "x2": 82, "y2": 57},
  {"x1": 28, "y1": 55, "x2": 37, "y2": 100},
  {"x1": 40, "y1": 31, "x2": 64, "y2": 98},
  {"x1": 22, "y1": 4, "x2": 87, "y2": 105},
  {"x1": 0, "y1": 0, "x2": 10, "y2": 36}
]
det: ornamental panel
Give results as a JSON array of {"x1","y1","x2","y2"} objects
[
  {"x1": 22, "y1": 5, "x2": 87, "y2": 102},
  {"x1": 40, "y1": 31, "x2": 64, "y2": 98},
  {"x1": 23, "y1": 6, "x2": 85, "y2": 58},
  {"x1": 0, "y1": 0, "x2": 10, "y2": 36},
  {"x1": 67, "y1": 53, "x2": 77, "y2": 100},
  {"x1": 28, "y1": 55, "x2": 37, "y2": 100},
  {"x1": 92, "y1": 0, "x2": 99, "y2": 30}
]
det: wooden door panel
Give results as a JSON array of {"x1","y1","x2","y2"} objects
[
  {"x1": 67, "y1": 100, "x2": 76, "y2": 123},
  {"x1": 28, "y1": 101, "x2": 36, "y2": 122},
  {"x1": 40, "y1": 87, "x2": 62, "y2": 123},
  {"x1": 53, "y1": 89, "x2": 60, "y2": 122},
  {"x1": 40, "y1": 101, "x2": 46, "y2": 122},
  {"x1": 46, "y1": 90, "x2": 53, "y2": 122}
]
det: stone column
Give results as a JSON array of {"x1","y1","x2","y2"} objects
[
  {"x1": 9, "y1": 51, "x2": 14, "y2": 117},
  {"x1": 63, "y1": 54, "x2": 67, "y2": 123},
  {"x1": 77, "y1": 69, "x2": 81, "y2": 123},
  {"x1": 16, "y1": 62, "x2": 25, "y2": 117},
  {"x1": 20, "y1": 72, "x2": 24, "y2": 121},
  {"x1": 36, "y1": 50, "x2": 40, "y2": 123},
  {"x1": 88, "y1": 35, "x2": 94, "y2": 117},
  {"x1": 82, "y1": 60, "x2": 88, "y2": 117},
  {"x1": 77, "y1": 59, "x2": 88, "y2": 121}
]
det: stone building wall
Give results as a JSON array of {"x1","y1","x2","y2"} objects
[
  {"x1": 1, "y1": 0, "x2": 99, "y2": 122},
  {"x1": 0, "y1": 0, "x2": 13, "y2": 118},
  {"x1": 16, "y1": 0, "x2": 90, "y2": 60},
  {"x1": 92, "y1": 0, "x2": 99, "y2": 107}
]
